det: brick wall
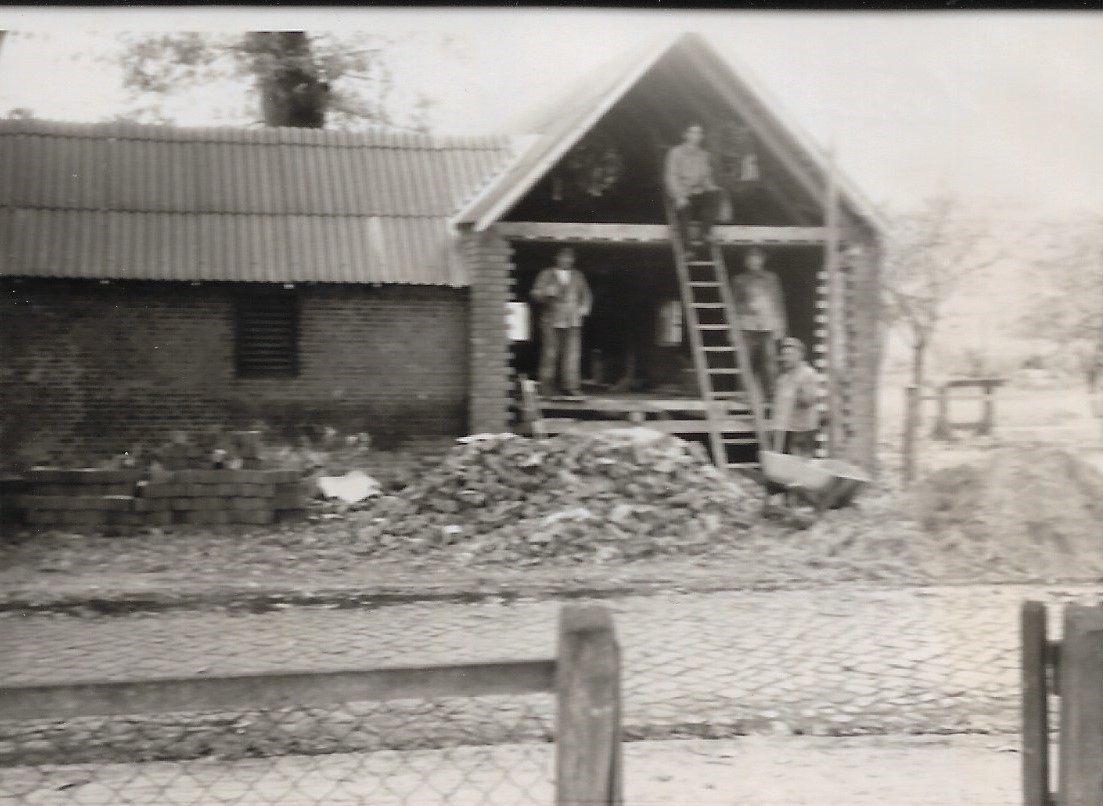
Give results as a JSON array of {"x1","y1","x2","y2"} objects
[
  {"x1": 0, "y1": 279, "x2": 469, "y2": 468},
  {"x1": 462, "y1": 229, "x2": 513, "y2": 435}
]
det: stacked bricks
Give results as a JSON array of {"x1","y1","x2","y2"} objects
[
  {"x1": 135, "y1": 469, "x2": 307, "y2": 527},
  {"x1": 8, "y1": 469, "x2": 145, "y2": 530},
  {"x1": 4, "y1": 468, "x2": 310, "y2": 533}
]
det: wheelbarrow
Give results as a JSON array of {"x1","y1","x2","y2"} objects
[
  {"x1": 738, "y1": 396, "x2": 871, "y2": 521},
  {"x1": 756, "y1": 450, "x2": 871, "y2": 514}
]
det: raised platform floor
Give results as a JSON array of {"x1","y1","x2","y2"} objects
[{"x1": 533, "y1": 392, "x2": 758, "y2": 437}]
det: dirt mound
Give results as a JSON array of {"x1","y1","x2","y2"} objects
[
  {"x1": 913, "y1": 446, "x2": 1103, "y2": 580},
  {"x1": 349, "y1": 429, "x2": 761, "y2": 564}
]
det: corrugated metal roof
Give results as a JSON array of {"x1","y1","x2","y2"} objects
[
  {"x1": 0, "y1": 119, "x2": 513, "y2": 285},
  {"x1": 454, "y1": 32, "x2": 886, "y2": 235},
  {"x1": 0, "y1": 210, "x2": 471, "y2": 286}
]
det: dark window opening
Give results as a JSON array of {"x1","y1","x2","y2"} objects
[{"x1": 234, "y1": 288, "x2": 300, "y2": 378}]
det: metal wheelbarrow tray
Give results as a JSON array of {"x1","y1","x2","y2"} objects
[{"x1": 757, "y1": 451, "x2": 872, "y2": 513}]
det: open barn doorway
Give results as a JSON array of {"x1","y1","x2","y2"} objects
[
  {"x1": 510, "y1": 242, "x2": 690, "y2": 396},
  {"x1": 507, "y1": 241, "x2": 824, "y2": 400}
]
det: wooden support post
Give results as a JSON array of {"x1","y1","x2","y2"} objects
[
  {"x1": 1057, "y1": 605, "x2": 1103, "y2": 806},
  {"x1": 931, "y1": 385, "x2": 954, "y2": 441},
  {"x1": 556, "y1": 604, "x2": 622, "y2": 806},
  {"x1": 823, "y1": 143, "x2": 842, "y2": 458},
  {"x1": 1021, "y1": 601, "x2": 1052, "y2": 806},
  {"x1": 902, "y1": 385, "x2": 919, "y2": 487},
  {"x1": 978, "y1": 385, "x2": 997, "y2": 436}
]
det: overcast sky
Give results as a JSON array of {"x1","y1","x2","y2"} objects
[{"x1": 1, "y1": 7, "x2": 1101, "y2": 224}]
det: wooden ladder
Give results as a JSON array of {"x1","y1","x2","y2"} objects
[{"x1": 663, "y1": 198, "x2": 769, "y2": 470}]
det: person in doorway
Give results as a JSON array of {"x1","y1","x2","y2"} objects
[
  {"x1": 772, "y1": 337, "x2": 821, "y2": 457},
  {"x1": 729, "y1": 246, "x2": 787, "y2": 401},
  {"x1": 664, "y1": 123, "x2": 721, "y2": 253},
  {"x1": 531, "y1": 246, "x2": 593, "y2": 397}
]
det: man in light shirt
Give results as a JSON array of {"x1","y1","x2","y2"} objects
[
  {"x1": 729, "y1": 246, "x2": 787, "y2": 401},
  {"x1": 530, "y1": 247, "x2": 593, "y2": 397},
  {"x1": 664, "y1": 123, "x2": 721, "y2": 253},
  {"x1": 771, "y1": 337, "x2": 821, "y2": 457}
]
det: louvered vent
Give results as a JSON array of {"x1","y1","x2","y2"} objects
[{"x1": 234, "y1": 289, "x2": 300, "y2": 378}]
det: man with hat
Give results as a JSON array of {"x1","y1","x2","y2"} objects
[
  {"x1": 772, "y1": 336, "x2": 822, "y2": 457},
  {"x1": 531, "y1": 246, "x2": 593, "y2": 397},
  {"x1": 729, "y1": 245, "x2": 787, "y2": 401}
]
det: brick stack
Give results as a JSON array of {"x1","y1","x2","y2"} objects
[
  {"x1": 134, "y1": 469, "x2": 307, "y2": 526},
  {"x1": 9, "y1": 469, "x2": 144, "y2": 530},
  {"x1": 4, "y1": 468, "x2": 309, "y2": 533}
]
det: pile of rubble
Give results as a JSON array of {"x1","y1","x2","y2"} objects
[
  {"x1": 348, "y1": 429, "x2": 761, "y2": 564},
  {"x1": 912, "y1": 445, "x2": 1103, "y2": 580}
]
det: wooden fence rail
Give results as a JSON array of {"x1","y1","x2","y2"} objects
[
  {"x1": 1021, "y1": 601, "x2": 1103, "y2": 806},
  {"x1": 0, "y1": 603, "x2": 623, "y2": 806}
]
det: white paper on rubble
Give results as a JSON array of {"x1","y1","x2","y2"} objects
[{"x1": 316, "y1": 470, "x2": 381, "y2": 504}]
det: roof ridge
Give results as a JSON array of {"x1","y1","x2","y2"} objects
[
  {"x1": 0, "y1": 118, "x2": 511, "y2": 151},
  {"x1": 0, "y1": 205, "x2": 462, "y2": 220}
]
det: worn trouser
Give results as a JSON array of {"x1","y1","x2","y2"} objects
[
  {"x1": 743, "y1": 329, "x2": 778, "y2": 400},
  {"x1": 539, "y1": 323, "x2": 582, "y2": 394},
  {"x1": 675, "y1": 189, "x2": 721, "y2": 245}
]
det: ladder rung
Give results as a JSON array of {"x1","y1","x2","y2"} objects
[
  {"x1": 687, "y1": 260, "x2": 715, "y2": 266},
  {"x1": 702, "y1": 346, "x2": 736, "y2": 353},
  {"x1": 722, "y1": 439, "x2": 758, "y2": 446},
  {"x1": 697, "y1": 324, "x2": 728, "y2": 330},
  {"x1": 692, "y1": 303, "x2": 726, "y2": 309},
  {"x1": 707, "y1": 368, "x2": 741, "y2": 374},
  {"x1": 688, "y1": 282, "x2": 720, "y2": 287},
  {"x1": 710, "y1": 392, "x2": 745, "y2": 399}
]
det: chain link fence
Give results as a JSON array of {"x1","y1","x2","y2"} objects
[
  {"x1": 1, "y1": 694, "x2": 554, "y2": 805},
  {"x1": 0, "y1": 606, "x2": 622, "y2": 806}
]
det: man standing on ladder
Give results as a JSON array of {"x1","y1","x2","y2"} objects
[
  {"x1": 664, "y1": 123, "x2": 722, "y2": 256},
  {"x1": 730, "y1": 246, "x2": 788, "y2": 403},
  {"x1": 531, "y1": 246, "x2": 593, "y2": 398}
]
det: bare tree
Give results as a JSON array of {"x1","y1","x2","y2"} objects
[
  {"x1": 1020, "y1": 212, "x2": 1103, "y2": 391},
  {"x1": 881, "y1": 195, "x2": 1004, "y2": 389}
]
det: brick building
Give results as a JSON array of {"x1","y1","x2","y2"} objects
[{"x1": 1, "y1": 33, "x2": 885, "y2": 471}]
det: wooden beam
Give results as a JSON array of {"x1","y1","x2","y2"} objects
[
  {"x1": 824, "y1": 145, "x2": 843, "y2": 458},
  {"x1": 556, "y1": 605, "x2": 622, "y2": 806},
  {"x1": 1020, "y1": 601, "x2": 1051, "y2": 806},
  {"x1": 496, "y1": 222, "x2": 827, "y2": 245},
  {"x1": 0, "y1": 660, "x2": 558, "y2": 721},
  {"x1": 1057, "y1": 605, "x2": 1103, "y2": 806},
  {"x1": 539, "y1": 418, "x2": 754, "y2": 436}
]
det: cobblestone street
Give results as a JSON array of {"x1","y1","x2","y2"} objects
[{"x1": 4, "y1": 583, "x2": 1101, "y2": 736}]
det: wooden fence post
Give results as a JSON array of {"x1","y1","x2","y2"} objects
[
  {"x1": 1021, "y1": 601, "x2": 1051, "y2": 806},
  {"x1": 931, "y1": 385, "x2": 953, "y2": 441},
  {"x1": 556, "y1": 604, "x2": 622, "y2": 806},
  {"x1": 978, "y1": 384, "x2": 996, "y2": 437},
  {"x1": 902, "y1": 385, "x2": 919, "y2": 487},
  {"x1": 1057, "y1": 605, "x2": 1103, "y2": 806}
]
